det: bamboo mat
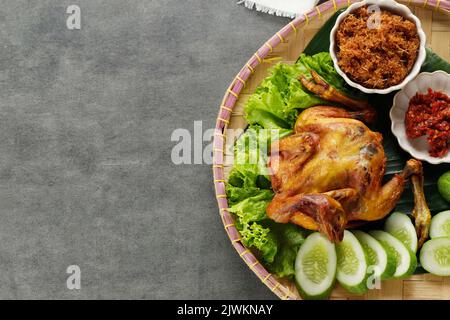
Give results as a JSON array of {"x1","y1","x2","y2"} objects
[{"x1": 213, "y1": 0, "x2": 450, "y2": 300}]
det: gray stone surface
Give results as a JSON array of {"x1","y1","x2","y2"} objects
[{"x1": 0, "y1": 0, "x2": 291, "y2": 299}]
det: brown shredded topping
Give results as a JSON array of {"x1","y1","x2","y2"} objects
[{"x1": 335, "y1": 7, "x2": 420, "y2": 89}]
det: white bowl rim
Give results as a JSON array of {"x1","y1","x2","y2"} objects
[
  {"x1": 390, "y1": 70, "x2": 450, "y2": 165},
  {"x1": 329, "y1": 0, "x2": 427, "y2": 95}
]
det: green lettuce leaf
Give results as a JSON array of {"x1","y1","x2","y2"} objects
[
  {"x1": 233, "y1": 126, "x2": 291, "y2": 175},
  {"x1": 228, "y1": 191, "x2": 278, "y2": 263},
  {"x1": 226, "y1": 127, "x2": 278, "y2": 263},
  {"x1": 226, "y1": 167, "x2": 264, "y2": 205},
  {"x1": 244, "y1": 59, "x2": 326, "y2": 129},
  {"x1": 268, "y1": 223, "x2": 309, "y2": 278},
  {"x1": 242, "y1": 222, "x2": 278, "y2": 264},
  {"x1": 226, "y1": 125, "x2": 292, "y2": 205},
  {"x1": 227, "y1": 185, "x2": 309, "y2": 274},
  {"x1": 228, "y1": 191, "x2": 273, "y2": 225}
]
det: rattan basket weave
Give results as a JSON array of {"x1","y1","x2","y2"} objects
[{"x1": 213, "y1": 0, "x2": 450, "y2": 300}]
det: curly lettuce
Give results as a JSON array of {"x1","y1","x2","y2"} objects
[
  {"x1": 244, "y1": 62, "x2": 325, "y2": 129},
  {"x1": 228, "y1": 191, "x2": 277, "y2": 263}
]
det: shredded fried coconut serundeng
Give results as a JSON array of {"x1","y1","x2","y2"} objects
[{"x1": 336, "y1": 7, "x2": 420, "y2": 89}]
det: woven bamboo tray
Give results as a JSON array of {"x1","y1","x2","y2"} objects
[{"x1": 213, "y1": 0, "x2": 450, "y2": 300}]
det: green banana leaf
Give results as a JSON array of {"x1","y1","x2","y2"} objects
[{"x1": 302, "y1": 9, "x2": 450, "y2": 218}]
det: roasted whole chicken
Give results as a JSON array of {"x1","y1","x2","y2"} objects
[{"x1": 266, "y1": 71, "x2": 431, "y2": 247}]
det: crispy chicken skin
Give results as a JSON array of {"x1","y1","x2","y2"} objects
[{"x1": 266, "y1": 71, "x2": 431, "y2": 246}]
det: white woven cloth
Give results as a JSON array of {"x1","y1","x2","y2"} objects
[{"x1": 238, "y1": 0, "x2": 319, "y2": 18}]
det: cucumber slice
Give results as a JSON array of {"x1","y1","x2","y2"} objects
[
  {"x1": 336, "y1": 230, "x2": 368, "y2": 294},
  {"x1": 369, "y1": 230, "x2": 417, "y2": 279},
  {"x1": 353, "y1": 230, "x2": 396, "y2": 281},
  {"x1": 420, "y1": 237, "x2": 450, "y2": 276},
  {"x1": 295, "y1": 232, "x2": 336, "y2": 300},
  {"x1": 430, "y1": 210, "x2": 450, "y2": 239},
  {"x1": 384, "y1": 212, "x2": 418, "y2": 253}
]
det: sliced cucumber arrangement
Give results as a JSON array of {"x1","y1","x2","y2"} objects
[
  {"x1": 369, "y1": 230, "x2": 417, "y2": 279},
  {"x1": 335, "y1": 230, "x2": 368, "y2": 294},
  {"x1": 420, "y1": 237, "x2": 450, "y2": 276},
  {"x1": 294, "y1": 215, "x2": 444, "y2": 299},
  {"x1": 429, "y1": 210, "x2": 450, "y2": 239},
  {"x1": 295, "y1": 232, "x2": 336, "y2": 300},
  {"x1": 353, "y1": 230, "x2": 396, "y2": 281},
  {"x1": 384, "y1": 212, "x2": 418, "y2": 253}
]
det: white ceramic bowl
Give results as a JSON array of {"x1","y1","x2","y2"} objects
[
  {"x1": 390, "y1": 71, "x2": 450, "y2": 165},
  {"x1": 329, "y1": 0, "x2": 427, "y2": 95}
]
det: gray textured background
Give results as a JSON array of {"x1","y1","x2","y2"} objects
[{"x1": 0, "y1": 0, "x2": 293, "y2": 299}]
